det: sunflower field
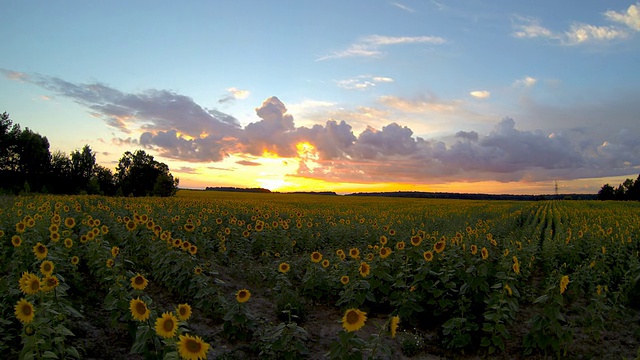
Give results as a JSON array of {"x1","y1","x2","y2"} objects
[{"x1": 1, "y1": 191, "x2": 640, "y2": 359}]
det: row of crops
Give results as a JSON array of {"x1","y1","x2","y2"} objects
[{"x1": 1, "y1": 191, "x2": 639, "y2": 359}]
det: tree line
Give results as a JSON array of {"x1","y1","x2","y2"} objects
[
  {"x1": 597, "y1": 174, "x2": 640, "y2": 201},
  {"x1": 0, "y1": 112, "x2": 178, "y2": 196}
]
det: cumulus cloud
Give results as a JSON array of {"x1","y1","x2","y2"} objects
[
  {"x1": 336, "y1": 75, "x2": 394, "y2": 90},
  {"x1": 7, "y1": 71, "x2": 640, "y2": 185},
  {"x1": 604, "y1": 2, "x2": 640, "y2": 31},
  {"x1": 470, "y1": 90, "x2": 490, "y2": 99},
  {"x1": 317, "y1": 34, "x2": 445, "y2": 60},
  {"x1": 218, "y1": 87, "x2": 250, "y2": 103},
  {"x1": 512, "y1": 5, "x2": 633, "y2": 46},
  {"x1": 514, "y1": 76, "x2": 537, "y2": 87}
]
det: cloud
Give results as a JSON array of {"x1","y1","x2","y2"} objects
[
  {"x1": 174, "y1": 166, "x2": 199, "y2": 174},
  {"x1": 317, "y1": 34, "x2": 445, "y2": 61},
  {"x1": 512, "y1": 7, "x2": 632, "y2": 45},
  {"x1": 604, "y1": 2, "x2": 640, "y2": 31},
  {"x1": 0, "y1": 69, "x2": 29, "y2": 81},
  {"x1": 336, "y1": 75, "x2": 395, "y2": 90},
  {"x1": 390, "y1": 2, "x2": 415, "y2": 13},
  {"x1": 513, "y1": 76, "x2": 537, "y2": 87},
  {"x1": 218, "y1": 87, "x2": 250, "y2": 104},
  {"x1": 470, "y1": 90, "x2": 490, "y2": 99},
  {"x1": 11, "y1": 71, "x2": 640, "y2": 186},
  {"x1": 236, "y1": 160, "x2": 261, "y2": 166}
]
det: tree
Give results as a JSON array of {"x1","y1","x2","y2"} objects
[
  {"x1": 49, "y1": 150, "x2": 74, "y2": 194},
  {"x1": 92, "y1": 165, "x2": 116, "y2": 196},
  {"x1": 115, "y1": 150, "x2": 178, "y2": 197},
  {"x1": 597, "y1": 184, "x2": 615, "y2": 200},
  {"x1": 70, "y1": 145, "x2": 96, "y2": 193}
]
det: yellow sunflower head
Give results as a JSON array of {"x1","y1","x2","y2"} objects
[
  {"x1": 410, "y1": 235, "x2": 422, "y2": 247},
  {"x1": 481, "y1": 247, "x2": 489, "y2": 260},
  {"x1": 342, "y1": 308, "x2": 367, "y2": 332},
  {"x1": 470, "y1": 245, "x2": 478, "y2": 255},
  {"x1": 310, "y1": 251, "x2": 322, "y2": 263},
  {"x1": 111, "y1": 246, "x2": 120, "y2": 258},
  {"x1": 33, "y1": 242, "x2": 48, "y2": 260},
  {"x1": 176, "y1": 303, "x2": 192, "y2": 321},
  {"x1": 131, "y1": 273, "x2": 148, "y2": 290},
  {"x1": 19, "y1": 272, "x2": 41, "y2": 295},
  {"x1": 434, "y1": 241, "x2": 446, "y2": 254},
  {"x1": 129, "y1": 298, "x2": 150, "y2": 321},
  {"x1": 71, "y1": 256, "x2": 80, "y2": 265},
  {"x1": 40, "y1": 260, "x2": 54, "y2": 276},
  {"x1": 396, "y1": 241, "x2": 406, "y2": 251},
  {"x1": 322, "y1": 259, "x2": 330, "y2": 268},
  {"x1": 64, "y1": 238, "x2": 73, "y2": 248},
  {"x1": 11, "y1": 235, "x2": 21, "y2": 247},
  {"x1": 390, "y1": 316, "x2": 400, "y2": 338},
  {"x1": 349, "y1": 248, "x2": 360, "y2": 259},
  {"x1": 41, "y1": 275, "x2": 59, "y2": 293},
  {"x1": 15, "y1": 298, "x2": 35, "y2": 324},
  {"x1": 340, "y1": 275, "x2": 350, "y2": 285},
  {"x1": 236, "y1": 289, "x2": 251, "y2": 303},
  {"x1": 278, "y1": 262, "x2": 290, "y2": 273},
  {"x1": 423, "y1": 251, "x2": 434, "y2": 262},
  {"x1": 178, "y1": 334, "x2": 210, "y2": 360},
  {"x1": 155, "y1": 312, "x2": 178, "y2": 339},
  {"x1": 359, "y1": 262, "x2": 371, "y2": 278},
  {"x1": 560, "y1": 275, "x2": 570, "y2": 294}
]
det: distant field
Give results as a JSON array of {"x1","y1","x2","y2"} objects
[{"x1": 2, "y1": 191, "x2": 639, "y2": 359}]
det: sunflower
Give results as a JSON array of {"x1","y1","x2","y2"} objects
[
  {"x1": 173, "y1": 238, "x2": 183, "y2": 248},
  {"x1": 155, "y1": 312, "x2": 178, "y2": 339},
  {"x1": 189, "y1": 245, "x2": 198, "y2": 255},
  {"x1": 50, "y1": 232, "x2": 60, "y2": 242},
  {"x1": 559, "y1": 275, "x2": 570, "y2": 294},
  {"x1": 64, "y1": 238, "x2": 73, "y2": 249},
  {"x1": 19, "y1": 272, "x2": 41, "y2": 295},
  {"x1": 380, "y1": 235, "x2": 388, "y2": 245},
  {"x1": 410, "y1": 235, "x2": 422, "y2": 247},
  {"x1": 194, "y1": 267, "x2": 203, "y2": 275},
  {"x1": 310, "y1": 251, "x2": 322, "y2": 263},
  {"x1": 33, "y1": 242, "x2": 48, "y2": 260},
  {"x1": 359, "y1": 262, "x2": 371, "y2": 278},
  {"x1": 41, "y1": 275, "x2": 59, "y2": 292},
  {"x1": 40, "y1": 260, "x2": 54, "y2": 276},
  {"x1": 16, "y1": 221, "x2": 26, "y2": 233},
  {"x1": 129, "y1": 298, "x2": 150, "y2": 321},
  {"x1": 423, "y1": 251, "x2": 434, "y2": 262},
  {"x1": 236, "y1": 289, "x2": 251, "y2": 303},
  {"x1": 481, "y1": 247, "x2": 489, "y2": 260},
  {"x1": 176, "y1": 303, "x2": 192, "y2": 321},
  {"x1": 503, "y1": 248, "x2": 509, "y2": 257},
  {"x1": 15, "y1": 298, "x2": 35, "y2": 324},
  {"x1": 64, "y1": 217, "x2": 75, "y2": 228},
  {"x1": 434, "y1": 241, "x2": 445, "y2": 254},
  {"x1": 126, "y1": 220, "x2": 137, "y2": 231},
  {"x1": 322, "y1": 259, "x2": 330, "y2": 268},
  {"x1": 390, "y1": 316, "x2": 400, "y2": 338},
  {"x1": 111, "y1": 246, "x2": 119, "y2": 258},
  {"x1": 379, "y1": 247, "x2": 392, "y2": 259},
  {"x1": 106, "y1": 259, "x2": 115, "y2": 268},
  {"x1": 131, "y1": 273, "x2": 148, "y2": 290},
  {"x1": 470, "y1": 244, "x2": 478, "y2": 255},
  {"x1": 278, "y1": 262, "x2": 290, "y2": 273},
  {"x1": 396, "y1": 241, "x2": 406, "y2": 250},
  {"x1": 71, "y1": 256, "x2": 80, "y2": 265},
  {"x1": 342, "y1": 308, "x2": 367, "y2": 332},
  {"x1": 177, "y1": 333, "x2": 210, "y2": 360},
  {"x1": 504, "y1": 284, "x2": 513, "y2": 296},
  {"x1": 340, "y1": 275, "x2": 350, "y2": 285},
  {"x1": 11, "y1": 235, "x2": 21, "y2": 247},
  {"x1": 181, "y1": 241, "x2": 191, "y2": 251}
]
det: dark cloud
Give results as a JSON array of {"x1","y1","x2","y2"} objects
[
  {"x1": 236, "y1": 160, "x2": 261, "y2": 166},
  {"x1": 10, "y1": 71, "x2": 640, "y2": 185}
]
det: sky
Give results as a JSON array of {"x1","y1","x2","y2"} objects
[{"x1": 1, "y1": 1, "x2": 639, "y2": 194}]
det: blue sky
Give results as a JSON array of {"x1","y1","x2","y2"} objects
[{"x1": 1, "y1": 1, "x2": 639, "y2": 194}]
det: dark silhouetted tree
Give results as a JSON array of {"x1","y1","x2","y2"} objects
[
  {"x1": 115, "y1": 150, "x2": 178, "y2": 197},
  {"x1": 597, "y1": 184, "x2": 616, "y2": 200},
  {"x1": 70, "y1": 145, "x2": 96, "y2": 193}
]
